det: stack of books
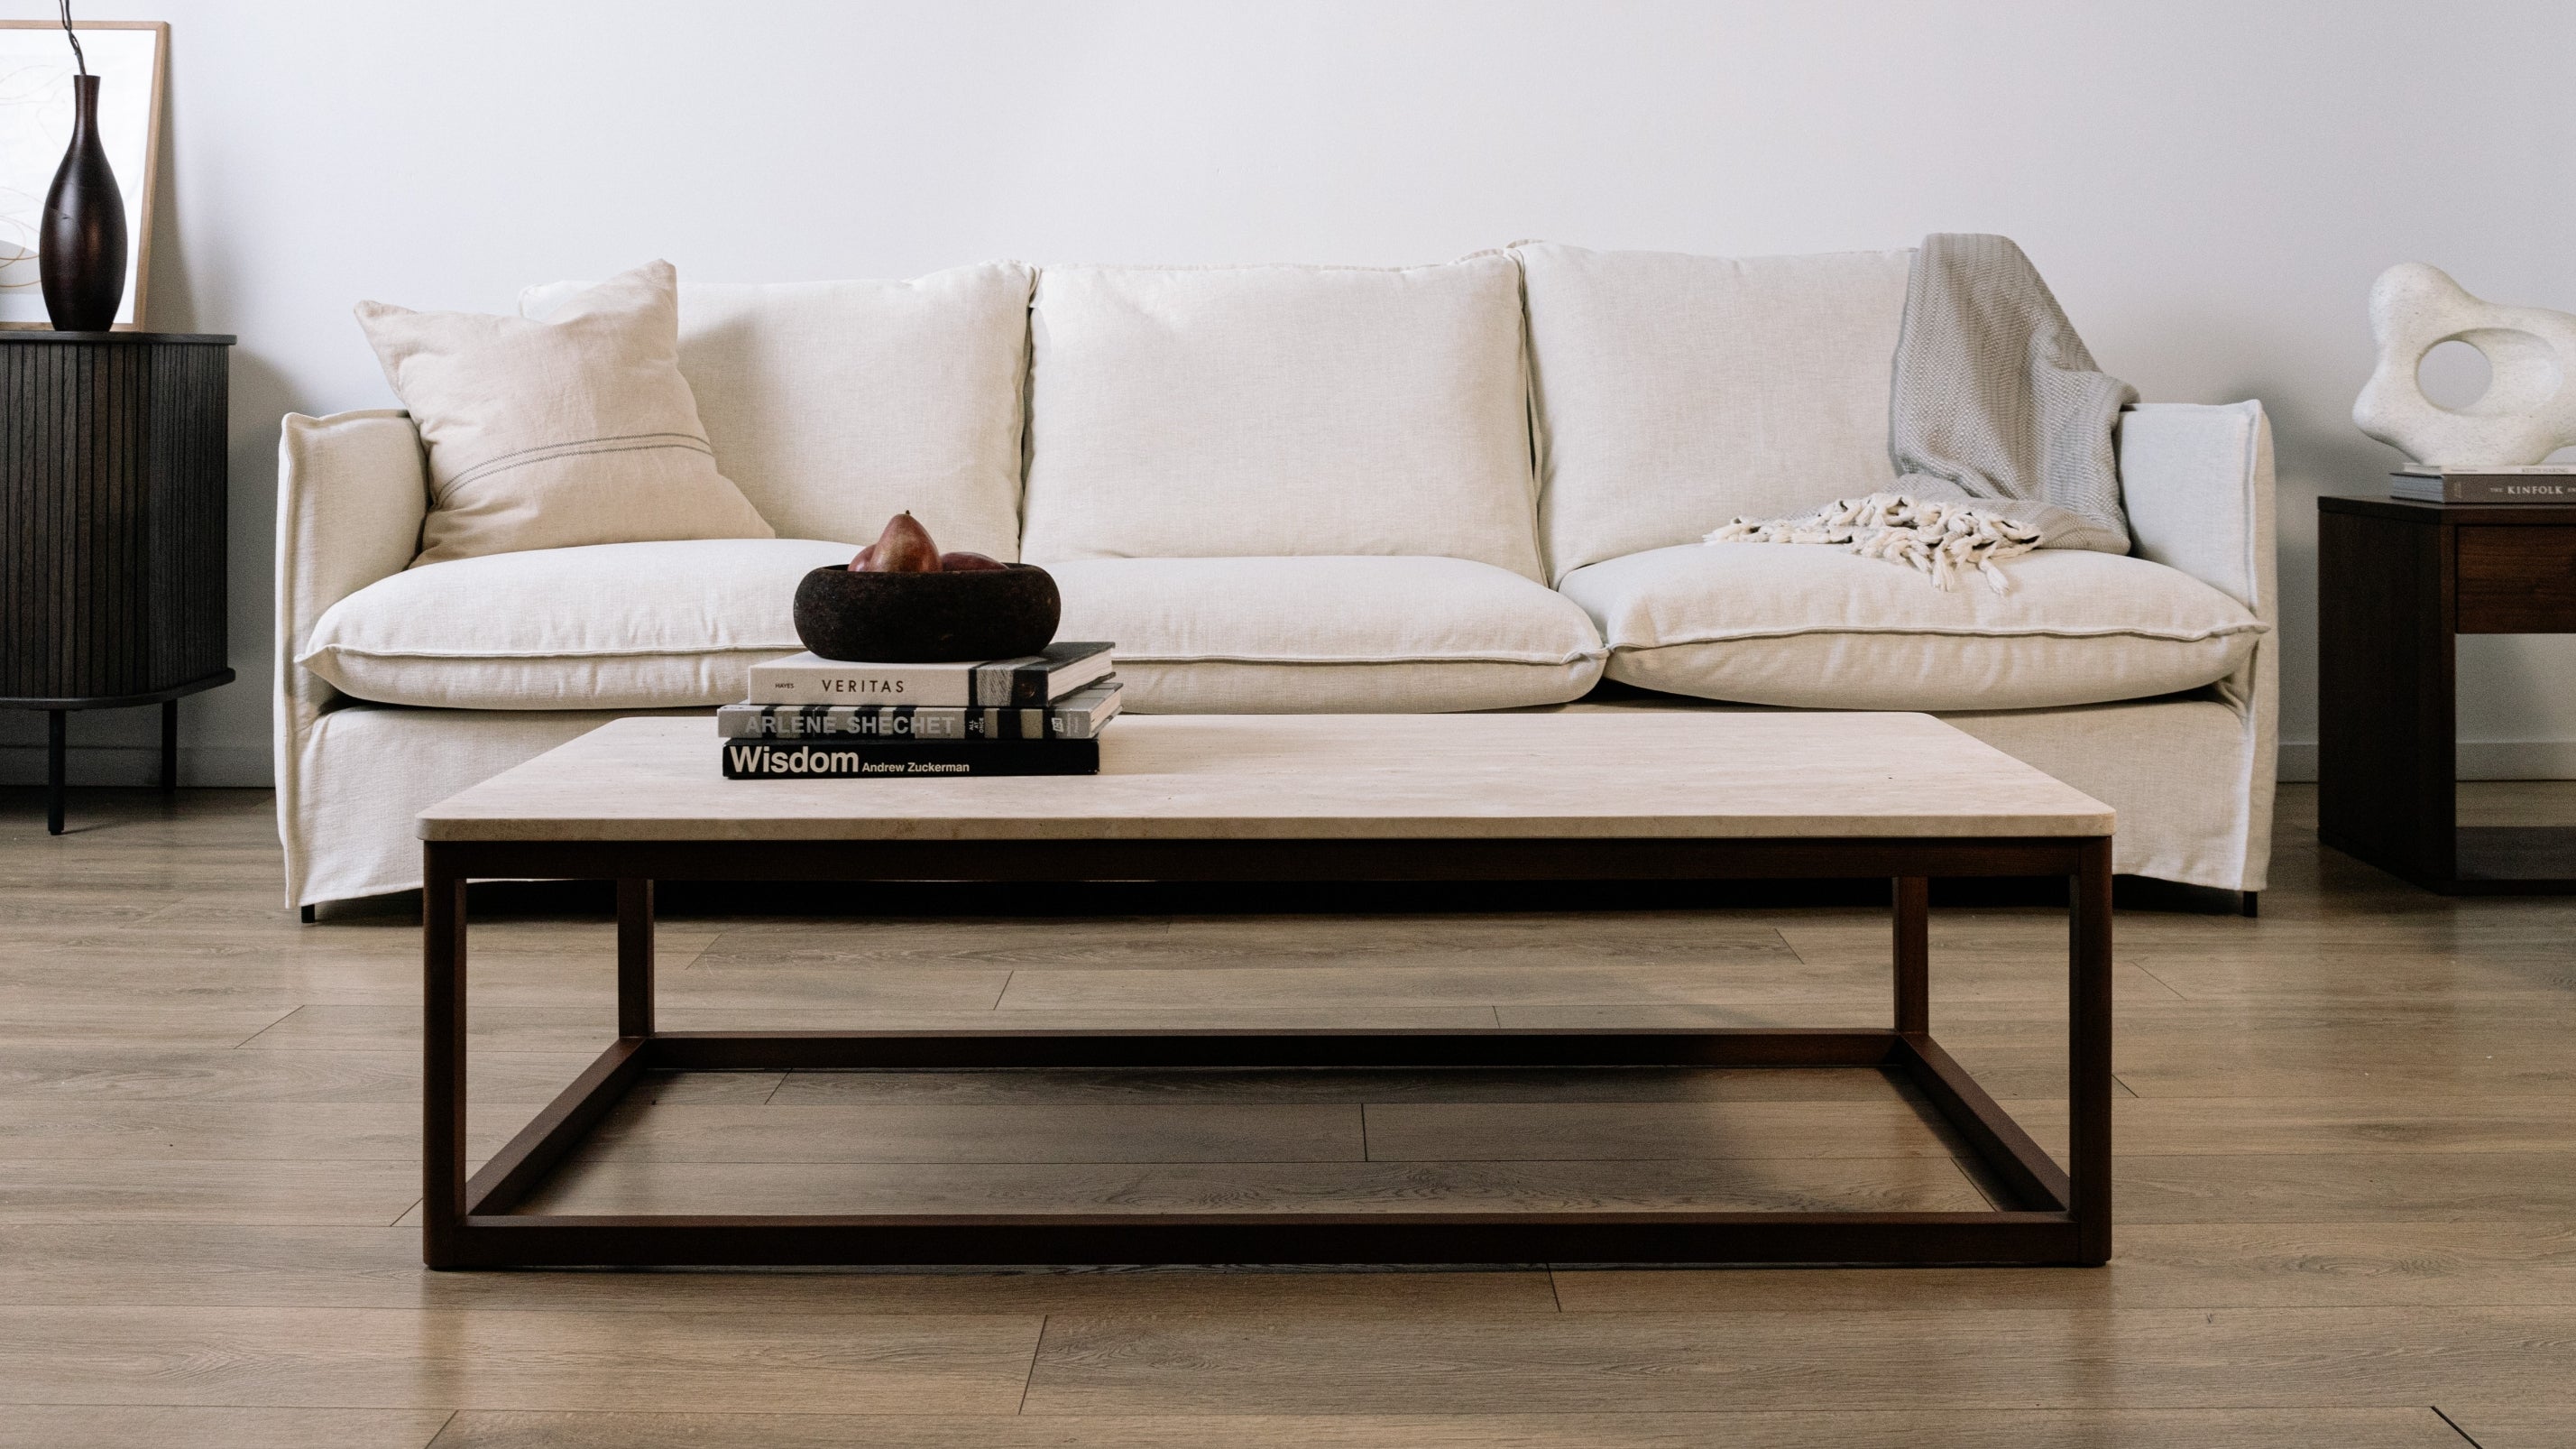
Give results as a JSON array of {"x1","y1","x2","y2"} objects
[
  {"x1": 2391, "y1": 466, "x2": 2576, "y2": 504},
  {"x1": 718, "y1": 641, "x2": 1118, "y2": 778}
]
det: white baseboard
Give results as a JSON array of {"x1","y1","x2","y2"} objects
[
  {"x1": 0, "y1": 743, "x2": 271, "y2": 789},
  {"x1": 2278, "y1": 740, "x2": 2576, "y2": 783}
]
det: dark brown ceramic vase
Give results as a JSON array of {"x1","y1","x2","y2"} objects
[
  {"x1": 792, "y1": 563, "x2": 1062, "y2": 663},
  {"x1": 41, "y1": 74, "x2": 128, "y2": 332}
]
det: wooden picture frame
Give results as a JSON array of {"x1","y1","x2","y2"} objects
[{"x1": 0, "y1": 20, "x2": 168, "y2": 330}]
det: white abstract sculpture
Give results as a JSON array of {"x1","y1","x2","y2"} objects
[{"x1": 2352, "y1": 263, "x2": 2576, "y2": 466}]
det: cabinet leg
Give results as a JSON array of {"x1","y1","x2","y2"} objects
[
  {"x1": 45, "y1": 711, "x2": 65, "y2": 835},
  {"x1": 161, "y1": 698, "x2": 179, "y2": 792}
]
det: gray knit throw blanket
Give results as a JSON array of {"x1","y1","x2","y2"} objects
[{"x1": 1707, "y1": 233, "x2": 2138, "y2": 590}]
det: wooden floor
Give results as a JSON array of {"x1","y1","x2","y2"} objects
[{"x1": 0, "y1": 785, "x2": 2571, "y2": 1447}]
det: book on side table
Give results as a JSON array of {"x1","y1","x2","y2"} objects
[
  {"x1": 721, "y1": 645, "x2": 1118, "y2": 778},
  {"x1": 2389, "y1": 466, "x2": 2576, "y2": 504}
]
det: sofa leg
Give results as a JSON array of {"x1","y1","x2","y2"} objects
[
  {"x1": 2240, "y1": 891, "x2": 2259, "y2": 918},
  {"x1": 300, "y1": 903, "x2": 317, "y2": 924}
]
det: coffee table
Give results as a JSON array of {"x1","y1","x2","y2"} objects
[{"x1": 418, "y1": 712, "x2": 2112, "y2": 1269}]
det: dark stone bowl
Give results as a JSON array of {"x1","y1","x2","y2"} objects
[{"x1": 791, "y1": 564, "x2": 1062, "y2": 663}]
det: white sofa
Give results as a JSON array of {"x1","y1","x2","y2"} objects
[{"x1": 275, "y1": 245, "x2": 2276, "y2": 909}]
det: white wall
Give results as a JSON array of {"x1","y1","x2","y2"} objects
[{"x1": 5, "y1": 0, "x2": 2572, "y2": 785}]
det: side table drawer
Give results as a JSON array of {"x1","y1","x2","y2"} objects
[{"x1": 2457, "y1": 526, "x2": 2576, "y2": 633}]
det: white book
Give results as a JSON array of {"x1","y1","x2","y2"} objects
[
  {"x1": 2389, "y1": 467, "x2": 2576, "y2": 504},
  {"x1": 745, "y1": 642, "x2": 1115, "y2": 707}
]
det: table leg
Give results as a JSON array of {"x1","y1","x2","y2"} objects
[
  {"x1": 618, "y1": 879, "x2": 655, "y2": 1040},
  {"x1": 1892, "y1": 875, "x2": 1928, "y2": 1035},
  {"x1": 161, "y1": 698, "x2": 179, "y2": 793},
  {"x1": 423, "y1": 854, "x2": 469, "y2": 1269},
  {"x1": 2069, "y1": 835, "x2": 2115, "y2": 1265},
  {"x1": 45, "y1": 710, "x2": 66, "y2": 835}
]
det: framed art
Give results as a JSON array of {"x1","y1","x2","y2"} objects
[{"x1": 0, "y1": 19, "x2": 166, "y2": 329}]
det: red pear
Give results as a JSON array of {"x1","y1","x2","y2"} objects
[
  {"x1": 854, "y1": 512, "x2": 940, "y2": 573},
  {"x1": 939, "y1": 551, "x2": 1007, "y2": 572}
]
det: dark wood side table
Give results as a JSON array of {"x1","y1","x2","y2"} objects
[
  {"x1": 1, "y1": 331, "x2": 236, "y2": 834},
  {"x1": 2318, "y1": 494, "x2": 2576, "y2": 892}
]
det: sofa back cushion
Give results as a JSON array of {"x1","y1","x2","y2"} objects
[
  {"x1": 361, "y1": 261, "x2": 775, "y2": 568},
  {"x1": 521, "y1": 262, "x2": 1031, "y2": 557},
  {"x1": 1017, "y1": 256, "x2": 1543, "y2": 580},
  {"x1": 1518, "y1": 243, "x2": 1912, "y2": 579}
]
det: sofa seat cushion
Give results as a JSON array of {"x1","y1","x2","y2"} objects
[
  {"x1": 300, "y1": 538, "x2": 852, "y2": 709},
  {"x1": 1046, "y1": 556, "x2": 1605, "y2": 712},
  {"x1": 1559, "y1": 544, "x2": 2265, "y2": 711}
]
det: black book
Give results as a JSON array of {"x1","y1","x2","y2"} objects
[{"x1": 721, "y1": 738, "x2": 1100, "y2": 779}]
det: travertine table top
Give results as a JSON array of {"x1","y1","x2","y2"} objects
[{"x1": 417, "y1": 713, "x2": 2112, "y2": 844}]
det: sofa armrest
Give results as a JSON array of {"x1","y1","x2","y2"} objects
[
  {"x1": 272, "y1": 410, "x2": 428, "y2": 909},
  {"x1": 2117, "y1": 401, "x2": 2275, "y2": 618},
  {"x1": 2118, "y1": 401, "x2": 2277, "y2": 890},
  {"x1": 274, "y1": 410, "x2": 427, "y2": 715}
]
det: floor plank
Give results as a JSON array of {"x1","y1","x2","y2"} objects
[
  {"x1": 768, "y1": 1065, "x2": 1926, "y2": 1106},
  {"x1": 2113, "y1": 1152, "x2": 2576, "y2": 1222},
  {"x1": 1554, "y1": 1222, "x2": 2576, "y2": 1310},
  {"x1": 0, "y1": 1405, "x2": 453, "y2": 1449},
  {"x1": 0, "y1": 1223, "x2": 1557, "y2": 1315},
  {"x1": 1019, "y1": 1306, "x2": 2576, "y2": 1413},
  {"x1": 0, "y1": 1101, "x2": 520, "y2": 1160},
  {"x1": 0, "y1": 1306, "x2": 1038, "y2": 1413},
  {"x1": 991, "y1": 962, "x2": 1849, "y2": 1011},
  {"x1": 2436, "y1": 1405, "x2": 2576, "y2": 1448},
  {"x1": 526, "y1": 1153, "x2": 1996, "y2": 1216},
  {"x1": 0, "y1": 1158, "x2": 420, "y2": 1224},
  {"x1": 422, "y1": 1407, "x2": 2468, "y2": 1449},
  {"x1": 582, "y1": 1099, "x2": 1370, "y2": 1163},
  {"x1": 2013, "y1": 1096, "x2": 2576, "y2": 1156},
  {"x1": 1361, "y1": 1098, "x2": 1966, "y2": 1160},
  {"x1": 0, "y1": 1047, "x2": 597, "y2": 1105}
]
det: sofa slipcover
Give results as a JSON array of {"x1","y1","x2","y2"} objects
[
  {"x1": 521, "y1": 263, "x2": 1032, "y2": 559},
  {"x1": 1046, "y1": 556, "x2": 1605, "y2": 713},
  {"x1": 299, "y1": 538, "x2": 849, "y2": 710},
  {"x1": 1558, "y1": 542, "x2": 2265, "y2": 711},
  {"x1": 1019, "y1": 257, "x2": 1543, "y2": 580},
  {"x1": 276, "y1": 244, "x2": 2282, "y2": 908}
]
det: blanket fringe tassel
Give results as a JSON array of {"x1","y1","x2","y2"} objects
[{"x1": 1704, "y1": 493, "x2": 2042, "y2": 594}]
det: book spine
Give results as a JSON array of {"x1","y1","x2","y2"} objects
[
  {"x1": 746, "y1": 650, "x2": 1112, "y2": 707},
  {"x1": 743, "y1": 668, "x2": 971, "y2": 707},
  {"x1": 975, "y1": 708, "x2": 1047, "y2": 741},
  {"x1": 2440, "y1": 479, "x2": 2576, "y2": 503},
  {"x1": 720, "y1": 740, "x2": 1100, "y2": 779},
  {"x1": 971, "y1": 660, "x2": 1055, "y2": 708},
  {"x1": 717, "y1": 705, "x2": 965, "y2": 739}
]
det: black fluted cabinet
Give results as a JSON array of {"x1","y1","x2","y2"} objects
[{"x1": 1, "y1": 331, "x2": 235, "y2": 833}]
